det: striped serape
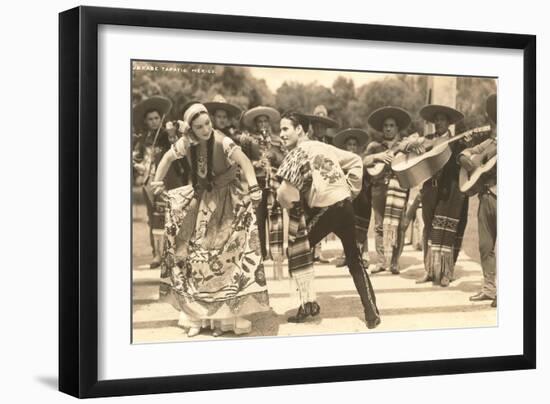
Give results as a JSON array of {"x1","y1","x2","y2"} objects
[{"x1": 383, "y1": 177, "x2": 409, "y2": 263}]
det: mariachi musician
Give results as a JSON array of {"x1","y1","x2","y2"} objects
[
  {"x1": 363, "y1": 106, "x2": 415, "y2": 275},
  {"x1": 132, "y1": 96, "x2": 190, "y2": 269},
  {"x1": 239, "y1": 106, "x2": 286, "y2": 263},
  {"x1": 204, "y1": 94, "x2": 242, "y2": 139},
  {"x1": 307, "y1": 104, "x2": 339, "y2": 144},
  {"x1": 276, "y1": 111, "x2": 380, "y2": 328},
  {"x1": 415, "y1": 104, "x2": 470, "y2": 287},
  {"x1": 459, "y1": 94, "x2": 497, "y2": 307}
]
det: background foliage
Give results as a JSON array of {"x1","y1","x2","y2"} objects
[{"x1": 133, "y1": 62, "x2": 497, "y2": 137}]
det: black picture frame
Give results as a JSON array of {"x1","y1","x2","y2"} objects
[{"x1": 59, "y1": 5, "x2": 536, "y2": 398}]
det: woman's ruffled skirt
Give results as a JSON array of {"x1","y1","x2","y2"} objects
[{"x1": 160, "y1": 179, "x2": 270, "y2": 328}]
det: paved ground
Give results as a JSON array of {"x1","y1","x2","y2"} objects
[{"x1": 132, "y1": 190, "x2": 496, "y2": 343}]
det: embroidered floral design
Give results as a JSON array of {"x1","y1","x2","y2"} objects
[
  {"x1": 159, "y1": 164, "x2": 269, "y2": 320},
  {"x1": 254, "y1": 263, "x2": 267, "y2": 287},
  {"x1": 225, "y1": 236, "x2": 242, "y2": 253},
  {"x1": 312, "y1": 154, "x2": 342, "y2": 184},
  {"x1": 249, "y1": 229, "x2": 261, "y2": 256},
  {"x1": 209, "y1": 254, "x2": 224, "y2": 275}
]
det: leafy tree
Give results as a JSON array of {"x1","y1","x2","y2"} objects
[
  {"x1": 133, "y1": 62, "x2": 496, "y2": 137},
  {"x1": 457, "y1": 77, "x2": 497, "y2": 128}
]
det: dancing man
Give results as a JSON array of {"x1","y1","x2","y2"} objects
[{"x1": 276, "y1": 111, "x2": 380, "y2": 329}]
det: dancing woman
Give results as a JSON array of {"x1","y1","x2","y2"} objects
[{"x1": 152, "y1": 102, "x2": 270, "y2": 338}]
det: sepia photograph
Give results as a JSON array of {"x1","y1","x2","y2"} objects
[{"x1": 131, "y1": 59, "x2": 498, "y2": 344}]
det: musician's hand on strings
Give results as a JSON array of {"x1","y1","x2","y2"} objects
[
  {"x1": 376, "y1": 151, "x2": 393, "y2": 164},
  {"x1": 458, "y1": 155, "x2": 476, "y2": 174},
  {"x1": 411, "y1": 144, "x2": 426, "y2": 154},
  {"x1": 151, "y1": 181, "x2": 166, "y2": 196}
]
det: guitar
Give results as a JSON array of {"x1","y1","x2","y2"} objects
[
  {"x1": 366, "y1": 153, "x2": 393, "y2": 178},
  {"x1": 458, "y1": 144, "x2": 497, "y2": 196},
  {"x1": 365, "y1": 137, "x2": 411, "y2": 178},
  {"x1": 391, "y1": 126, "x2": 491, "y2": 189}
]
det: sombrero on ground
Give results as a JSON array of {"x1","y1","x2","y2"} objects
[
  {"x1": 242, "y1": 106, "x2": 281, "y2": 129},
  {"x1": 420, "y1": 104, "x2": 464, "y2": 125},
  {"x1": 204, "y1": 94, "x2": 242, "y2": 117},
  {"x1": 486, "y1": 93, "x2": 497, "y2": 124},
  {"x1": 132, "y1": 96, "x2": 172, "y2": 130},
  {"x1": 368, "y1": 106, "x2": 412, "y2": 132},
  {"x1": 333, "y1": 128, "x2": 369, "y2": 149},
  {"x1": 306, "y1": 104, "x2": 339, "y2": 128}
]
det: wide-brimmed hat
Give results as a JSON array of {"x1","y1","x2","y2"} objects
[
  {"x1": 204, "y1": 94, "x2": 242, "y2": 118},
  {"x1": 133, "y1": 96, "x2": 172, "y2": 129},
  {"x1": 486, "y1": 93, "x2": 497, "y2": 124},
  {"x1": 368, "y1": 106, "x2": 412, "y2": 132},
  {"x1": 242, "y1": 106, "x2": 281, "y2": 129},
  {"x1": 420, "y1": 104, "x2": 464, "y2": 125},
  {"x1": 333, "y1": 128, "x2": 369, "y2": 149},
  {"x1": 306, "y1": 104, "x2": 339, "y2": 128}
]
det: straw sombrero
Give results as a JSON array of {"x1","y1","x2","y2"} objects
[
  {"x1": 132, "y1": 96, "x2": 172, "y2": 130},
  {"x1": 204, "y1": 94, "x2": 242, "y2": 117},
  {"x1": 306, "y1": 104, "x2": 339, "y2": 128},
  {"x1": 368, "y1": 106, "x2": 412, "y2": 132},
  {"x1": 486, "y1": 93, "x2": 497, "y2": 124},
  {"x1": 333, "y1": 128, "x2": 369, "y2": 149},
  {"x1": 420, "y1": 104, "x2": 464, "y2": 125},
  {"x1": 242, "y1": 106, "x2": 281, "y2": 129}
]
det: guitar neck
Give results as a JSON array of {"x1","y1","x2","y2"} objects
[{"x1": 447, "y1": 125, "x2": 492, "y2": 144}]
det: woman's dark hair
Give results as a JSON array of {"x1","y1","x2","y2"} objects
[{"x1": 281, "y1": 111, "x2": 310, "y2": 133}]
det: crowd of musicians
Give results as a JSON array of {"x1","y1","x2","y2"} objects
[{"x1": 132, "y1": 91, "x2": 497, "y2": 337}]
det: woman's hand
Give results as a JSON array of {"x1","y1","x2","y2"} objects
[
  {"x1": 176, "y1": 120, "x2": 190, "y2": 135},
  {"x1": 175, "y1": 120, "x2": 197, "y2": 147},
  {"x1": 151, "y1": 180, "x2": 166, "y2": 196},
  {"x1": 248, "y1": 184, "x2": 263, "y2": 208}
]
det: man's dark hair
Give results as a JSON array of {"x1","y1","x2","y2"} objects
[
  {"x1": 144, "y1": 108, "x2": 161, "y2": 119},
  {"x1": 281, "y1": 111, "x2": 310, "y2": 133}
]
